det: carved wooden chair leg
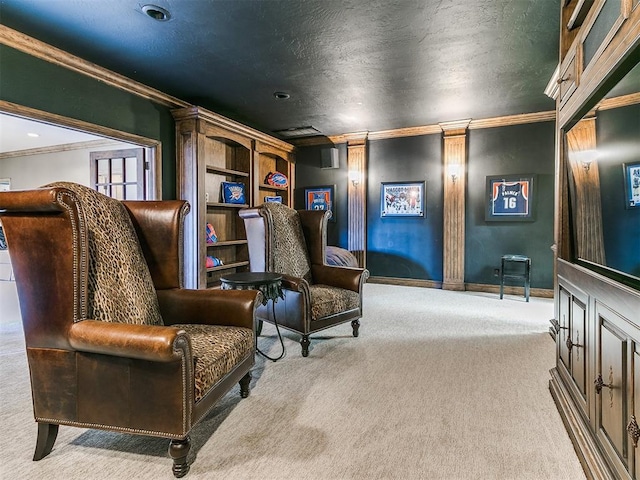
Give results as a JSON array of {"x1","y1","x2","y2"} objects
[
  {"x1": 351, "y1": 319, "x2": 360, "y2": 337},
  {"x1": 300, "y1": 335, "x2": 310, "y2": 357},
  {"x1": 33, "y1": 422, "x2": 59, "y2": 461},
  {"x1": 169, "y1": 437, "x2": 191, "y2": 478},
  {"x1": 239, "y1": 372, "x2": 252, "y2": 398}
]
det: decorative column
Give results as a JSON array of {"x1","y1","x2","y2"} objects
[
  {"x1": 347, "y1": 133, "x2": 368, "y2": 268},
  {"x1": 565, "y1": 115, "x2": 605, "y2": 264},
  {"x1": 440, "y1": 120, "x2": 470, "y2": 291}
]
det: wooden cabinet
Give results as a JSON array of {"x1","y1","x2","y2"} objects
[
  {"x1": 550, "y1": 261, "x2": 640, "y2": 480},
  {"x1": 556, "y1": 282, "x2": 589, "y2": 416},
  {"x1": 173, "y1": 106, "x2": 294, "y2": 289},
  {"x1": 549, "y1": 2, "x2": 640, "y2": 478},
  {"x1": 593, "y1": 303, "x2": 640, "y2": 480}
]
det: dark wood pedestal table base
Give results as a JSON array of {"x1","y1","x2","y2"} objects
[{"x1": 220, "y1": 272, "x2": 285, "y2": 361}]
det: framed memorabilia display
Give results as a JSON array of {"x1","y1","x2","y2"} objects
[
  {"x1": 486, "y1": 174, "x2": 535, "y2": 221},
  {"x1": 380, "y1": 181, "x2": 425, "y2": 217},
  {"x1": 264, "y1": 195, "x2": 283, "y2": 203},
  {"x1": 304, "y1": 185, "x2": 335, "y2": 221},
  {"x1": 623, "y1": 162, "x2": 640, "y2": 209}
]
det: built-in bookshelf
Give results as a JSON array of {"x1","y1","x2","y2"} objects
[{"x1": 173, "y1": 106, "x2": 294, "y2": 289}]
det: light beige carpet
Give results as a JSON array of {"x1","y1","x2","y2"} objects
[{"x1": 0, "y1": 284, "x2": 586, "y2": 480}]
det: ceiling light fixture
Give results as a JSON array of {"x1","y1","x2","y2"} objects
[
  {"x1": 142, "y1": 4, "x2": 171, "y2": 21},
  {"x1": 273, "y1": 91, "x2": 290, "y2": 100},
  {"x1": 27, "y1": 132, "x2": 40, "y2": 138}
]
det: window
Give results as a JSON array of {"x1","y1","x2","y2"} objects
[{"x1": 90, "y1": 148, "x2": 146, "y2": 200}]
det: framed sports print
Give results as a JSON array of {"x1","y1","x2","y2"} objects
[
  {"x1": 380, "y1": 181, "x2": 425, "y2": 217},
  {"x1": 623, "y1": 162, "x2": 640, "y2": 209},
  {"x1": 304, "y1": 185, "x2": 335, "y2": 221},
  {"x1": 486, "y1": 174, "x2": 535, "y2": 221}
]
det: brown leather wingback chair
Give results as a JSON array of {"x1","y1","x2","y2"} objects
[
  {"x1": 0, "y1": 182, "x2": 259, "y2": 478},
  {"x1": 239, "y1": 202, "x2": 369, "y2": 357}
]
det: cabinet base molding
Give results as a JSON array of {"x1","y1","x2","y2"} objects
[{"x1": 549, "y1": 368, "x2": 616, "y2": 480}]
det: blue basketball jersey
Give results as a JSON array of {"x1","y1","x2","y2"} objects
[{"x1": 493, "y1": 181, "x2": 529, "y2": 215}]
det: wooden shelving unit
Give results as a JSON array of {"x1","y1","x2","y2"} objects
[{"x1": 173, "y1": 106, "x2": 294, "y2": 289}]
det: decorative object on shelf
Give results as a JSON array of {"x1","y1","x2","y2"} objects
[
  {"x1": 205, "y1": 223, "x2": 218, "y2": 244},
  {"x1": 221, "y1": 181, "x2": 246, "y2": 204},
  {"x1": 380, "y1": 181, "x2": 425, "y2": 217},
  {"x1": 264, "y1": 171, "x2": 288, "y2": 188},
  {"x1": 304, "y1": 185, "x2": 335, "y2": 222},
  {"x1": 264, "y1": 196, "x2": 282, "y2": 203},
  {"x1": 623, "y1": 162, "x2": 640, "y2": 209},
  {"x1": 485, "y1": 174, "x2": 536, "y2": 221},
  {"x1": 206, "y1": 256, "x2": 224, "y2": 268}
]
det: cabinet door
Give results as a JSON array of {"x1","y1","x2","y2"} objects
[
  {"x1": 598, "y1": 321, "x2": 627, "y2": 469},
  {"x1": 559, "y1": 287, "x2": 571, "y2": 370},
  {"x1": 570, "y1": 298, "x2": 587, "y2": 395},
  {"x1": 633, "y1": 349, "x2": 640, "y2": 479}
]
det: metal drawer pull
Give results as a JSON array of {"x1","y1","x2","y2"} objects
[
  {"x1": 550, "y1": 318, "x2": 567, "y2": 334},
  {"x1": 594, "y1": 372, "x2": 614, "y2": 394},
  {"x1": 628, "y1": 415, "x2": 640, "y2": 448},
  {"x1": 594, "y1": 368, "x2": 615, "y2": 408},
  {"x1": 566, "y1": 333, "x2": 582, "y2": 354}
]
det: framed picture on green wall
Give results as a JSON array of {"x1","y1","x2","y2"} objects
[
  {"x1": 380, "y1": 181, "x2": 425, "y2": 217},
  {"x1": 486, "y1": 174, "x2": 536, "y2": 221},
  {"x1": 623, "y1": 162, "x2": 640, "y2": 209},
  {"x1": 305, "y1": 185, "x2": 335, "y2": 221}
]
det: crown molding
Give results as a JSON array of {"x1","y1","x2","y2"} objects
[
  {"x1": 469, "y1": 111, "x2": 556, "y2": 129},
  {"x1": 596, "y1": 92, "x2": 640, "y2": 111},
  {"x1": 545, "y1": 63, "x2": 561, "y2": 100},
  {"x1": 172, "y1": 106, "x2": 294, "y2": 153},
  {"x1": 368, "y1": 124, "x2": 442, "y2": 140},
  {"x1": 439, "y1": 119, "x2": 472, "y2": 134},
  {"x1": 0, "y1": 25, "x2": 189, "y2": 109}
]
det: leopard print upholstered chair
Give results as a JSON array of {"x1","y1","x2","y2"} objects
[
  {"x1": 0, "y1": 183, "x2": 259, "y2": 478},
  {"x1": 240, "y1": 202, "x2": 369, "y2": 357}
]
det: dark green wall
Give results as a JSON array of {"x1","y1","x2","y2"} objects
[
  {"x1": 0, "y1": 45, "x2": 177, "y2": 198},
  {"x1": 366, "y1": 135, "x2": 443, "y2": 280},
  {"x1": 297, "y1": 123, "x2": 556, "y2": 288},
  {"x1": 294, "y1": 144, "x2": 349, "y2": 247},
  {"x1": 467, "y1": 122, "x2": 556, "y2": 289}
]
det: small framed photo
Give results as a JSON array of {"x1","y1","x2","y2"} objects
[
  {"x1": 486, "y1": 174, "x2": 535, "y2": 221},
  {"x1": 380, "y1": 181, "x2": 425, "y2": 217},
  {"x1": 264, "y1": 195, "x2": 282, "y2": 203},
  {"x1": 623, "y1": 162, "x2": 640, "y2": 209},
  {"x1": 304, "y1": 185, "x2": 335, "y2": 221}
]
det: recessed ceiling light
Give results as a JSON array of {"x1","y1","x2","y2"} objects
[
  {"x1": 27, "y1": 132, "x2": 39, "y2": 138},
  {"x1": 273, "y1": 91, "x2": 290, "y2": 100},
  {"x1": 142, "y1": 4, "x2": 171, "y2": 21}
]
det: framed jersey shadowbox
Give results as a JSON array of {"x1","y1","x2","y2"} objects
[{"x1": 485, "y1": 174, "x2": 536, "y2": 221}]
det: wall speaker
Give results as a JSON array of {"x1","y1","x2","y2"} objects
[{"x1": 321, "y1": 147, "x2": 339, "y2": 169}]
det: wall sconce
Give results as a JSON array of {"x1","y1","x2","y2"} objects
[
  {"x1": 571, "y1": 149, "x2": 597, "y2": 173},
  {"x1": 349, "y1": 170, "x2": 361, "y2": 187},
  {"x1": 447, "y1": 164, "x2": 461, "y2": 184}
]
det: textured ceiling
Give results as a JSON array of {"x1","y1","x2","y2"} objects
[{"x1": 0, "y1": 0, "x2": 561, "y2": 138}]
